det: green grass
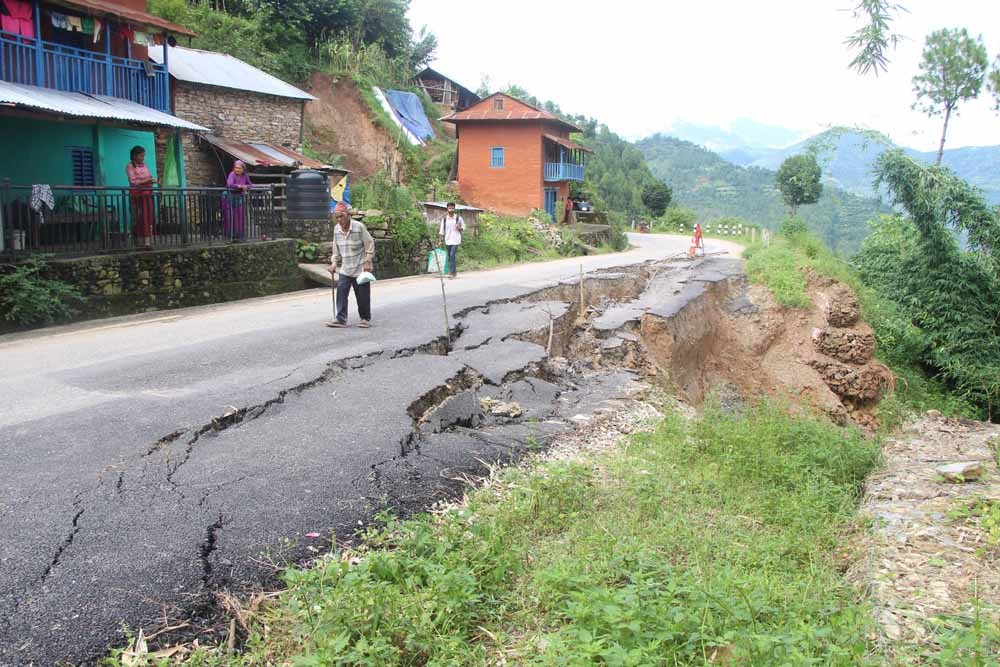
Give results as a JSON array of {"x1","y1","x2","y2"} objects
[{"x1": 160, "y1": 402, "x2": 882, "y2": 666}]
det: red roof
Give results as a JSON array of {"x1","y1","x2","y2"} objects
[
  {"x1": 50, "y1": 0, "x2": 196, "y2": 36},
  {"x1": 441, "y1": 93, "x2": 580, "y2": 132}
]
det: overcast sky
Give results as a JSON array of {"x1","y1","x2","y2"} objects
[{"x1": 407, "y1": 0, "x2": 1000, "y2": 150}]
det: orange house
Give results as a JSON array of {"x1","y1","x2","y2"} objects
[{"x1": 442, "y1": 93, "x2": 591, "y2": 218}]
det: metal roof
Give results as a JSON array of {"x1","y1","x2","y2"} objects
[
  {"x1": 149, "y1": 46, "x2": 315, "y2": 100},
  {"x1": 199, "y1": 134, "x2": 342, "y2": 171},
  {"x1": 543, "y1": 133, "x2": 593, "y2": 153},
  {"x1": 0, "y1": 80, "x2": 207, "y2": 130},
  {"x1": 420, "y1": 202, "x2": 484, "y2": 212},
  {"x1": 441, "y1": 93, "x2": 580, "y2": 132},
  {"x1": 50, "y1": 0, "x2": 195, "y2": 36}
]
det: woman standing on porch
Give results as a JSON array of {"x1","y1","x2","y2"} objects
[
  {"x1": 126, "y1": 146, "x2": 155, "y2": 249},
  {"x1": 222, "y1": 161, "x2": 252, "y2": 241}
]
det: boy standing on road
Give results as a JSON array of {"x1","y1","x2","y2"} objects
[
  {"x1": 438, "y1": 202, "x2": 465, "y2": 280},
  {"x1": 327, "y1": 202, "x2": 375, "y2": 328}
]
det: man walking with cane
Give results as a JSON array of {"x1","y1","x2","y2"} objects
[
  {"x1": 327, "y1": 202, "x2": 375, "y2": 328},
  {"x1": 438, "y1": 202, "x2": 465, "y2": 280}
]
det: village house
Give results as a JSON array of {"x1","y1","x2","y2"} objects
[
  {"x1": 0, "y1": 0, "x2": 209, "y2": 253},
  {"x1": 441, "y1": 93, "x2": 590, "y2": 218},
  {"x1": 415, "y1": 67, "x2": 479, "y2": 113},
  {"x1": 148, "y1": 44, "x2": 342, "y2": 213}
]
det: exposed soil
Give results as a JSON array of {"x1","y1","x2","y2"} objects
[
  {"x1": 541, "y1": 260, "x2": 893, "y2": 432},
  {"x1": 303, "y1": 73, "x2": 405, "y2": 179}
]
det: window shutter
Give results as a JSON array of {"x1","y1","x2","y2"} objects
[{"x1": 70, "y1": 147, "x2": 96, "y2": 186}]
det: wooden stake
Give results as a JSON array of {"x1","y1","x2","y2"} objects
[{"x1": 433, "y1": 249, "x2": 451, "y2": 353}]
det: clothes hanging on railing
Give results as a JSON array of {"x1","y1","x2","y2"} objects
[
  {"x1": 0, "y1": 0, "x2": 34, "y2": 38},
  {"x1": 91, "y1": 18, "x2": 102, "y2": 43},
  {"x1": 66, "y1": 15, "x2": 82, "y2": 32},
  {"x1": 30, "y1": 185, "x2": 54, "y2": 224}
]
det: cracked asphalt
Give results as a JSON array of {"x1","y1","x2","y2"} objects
[{"x1": 0, "y1": 234, "x2": 726, "y2": 666}]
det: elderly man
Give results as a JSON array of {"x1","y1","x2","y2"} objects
[{"x1": 327, "y1": 202, "x2": 375, "y2": 328}]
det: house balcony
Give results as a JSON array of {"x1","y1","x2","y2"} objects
[
  {"x1": 0, "y1": 30, "x2": 169, "y2": 113},
  {"x1": 544, "y1": 162, "x2": 585, "y2": 182}
]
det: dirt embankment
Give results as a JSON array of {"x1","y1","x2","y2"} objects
[
  {"x1": 302, "y1": 73, "x2": 405, "y2": 180},
  {"x1": 545, "y1": 259, "x2": 893, "y2": 431}
]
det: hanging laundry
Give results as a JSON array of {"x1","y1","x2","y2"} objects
[
  {"x1": 30, "y1": 185, "x2": 54, "y2": 224},
  {"x1": 50, "y1": 11, "x2": 68, "y2": 30},
  {"x1": 116, "y1": 25, "x2": 133, "y2": 44},
  {"x1": 152, "y1": 33, "x2": 164, "y2": 46},
  {"x1": 1, "y1": 0, "x2": 34, "y2": 38},
  {"x1": 133, "y1": 30, "x2": 150, "y2": 45},
  {"x1": 92, "y1": 17, "x2": 102, "y2": 43},
  {"x1": 66, "y1": 15, "x2": 82, "y2": 32},
  {"x1": 81, "y1": 16, "x2": 93, "y2": 34}
]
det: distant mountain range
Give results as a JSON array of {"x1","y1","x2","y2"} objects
[
  {"x1": 665, "y1": 119, "x2": 807, "y2": 154},
  {"x1": 720, "y1": 129, "x2": 1000, "y2": 205},
  {"x1": 636, "y1": 134, "x2": 890, "y2": 256}
]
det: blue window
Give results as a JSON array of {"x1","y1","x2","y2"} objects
[
  {"x1": 491, "y1": 147, "x2": 505, "y2": 168},
  {"x1": 69, "y1": 147, "x2": 96, "y2": 186}
]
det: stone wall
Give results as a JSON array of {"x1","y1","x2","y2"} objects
[
  {"x1": 173, "y1": 82, "x2": 306, "y2": 187},
  {"x1": 281, "y1": 218, "x2": 430, "y2": 279},
  {"x1": 45, "y1": 240, "x2": 301, "y2": 319}
]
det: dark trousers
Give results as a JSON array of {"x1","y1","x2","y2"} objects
[
  {"x1": 335, "y1": 274, "x2": 371, "y2": 323},
  {"x1": 446, "y1": 244, "x2": 459, "y2": 276}
]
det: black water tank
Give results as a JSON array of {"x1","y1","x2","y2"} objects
[{"x1": 286, "y1": 169, "x2": 330, "y2": 220}]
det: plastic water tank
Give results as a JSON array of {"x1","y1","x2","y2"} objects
[{"x1": 286, "y1": 169, "x2": 330, "y2": 220}]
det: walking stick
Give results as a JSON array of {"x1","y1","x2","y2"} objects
[{"x1": 432, "y1": 248, "x2": 451, "y2": 354}]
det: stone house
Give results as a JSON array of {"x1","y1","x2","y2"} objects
[{"x1": 150, "y1": 45, "x2": 317, "y2": 187}]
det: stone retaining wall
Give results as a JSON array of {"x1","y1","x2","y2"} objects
[{"x1": 46, "y1": 240, "x2": 301, "y2": 319}]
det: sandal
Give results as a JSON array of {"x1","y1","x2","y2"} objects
[
  {"x1": 358, "y1": 320, "x2": 370, "y2": 328},
  {"x1": 326, "y1": 320, "x2": 348, "y2": 328}
]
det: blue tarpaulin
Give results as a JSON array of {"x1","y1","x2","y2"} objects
[{"x1": 384, "y1": 89, "x2": 435, "y2": 141}]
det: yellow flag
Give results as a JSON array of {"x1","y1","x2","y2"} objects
[{"x1": 330, "y1": 175, "x2": 347, "y2": 202}]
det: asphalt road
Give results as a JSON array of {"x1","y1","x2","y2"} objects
[{"x1": 0, "y1": 234, "x2": 721, "y2": 665}]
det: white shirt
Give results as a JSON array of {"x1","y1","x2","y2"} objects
[{"x1": 439, "y1": 214, "x2": 465, "y2": 246}]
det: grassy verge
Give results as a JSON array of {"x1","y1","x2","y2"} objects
[
  {"x1": 145, "y1": 401, "x2": 881, "y2": 666},
  {"x1": 743, "y1": 234, "x2": 983, "y2": 424}
]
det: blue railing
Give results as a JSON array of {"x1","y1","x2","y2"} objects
[
  {"x1": 0, "y1": 30, "x2": 169, "y2": 112},
  {"x1": 543, "y1": 162, "x2": 585, "y2": 182}
]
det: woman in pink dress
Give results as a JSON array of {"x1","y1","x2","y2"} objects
[{"x1": 126, "y1": 146, "x2": 155, "y2": 249}]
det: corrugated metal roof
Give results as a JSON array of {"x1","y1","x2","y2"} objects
[
  {"x1": 149, "y1": 46, "x2": 314, "y2": 100},
  {"x1": 0, "y1": 80, "x2": 207, "y2": 130},
  {"x1": 543, "y1": 133, "x2": 593, "y2": 153},
  {"x1": 200, "y1": 134, "x2": 340, "y2": 171},
  {"x1": 50, "y1": 0, "x2": 195, "y2": 36},
  {"x1": 420, "y1": 202, "x2": 484, "y2": 212},
  {"x1": 441, "y1": 93, "x2": 580, "y2": 132}
]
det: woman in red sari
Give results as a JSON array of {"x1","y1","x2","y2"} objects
[{"x1": 126, "y1": 146, "x2": 155, "y2": 249}]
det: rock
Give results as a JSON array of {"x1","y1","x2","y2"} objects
[
  {"x1": 479, "y1": 396, "x2": 524, "y2": 419},
  {"x1": 810, "y1": 359, "x2": 892, "y2": 401},
  {"x1": 545, "y1": 357, "x2": 571, "y2": 377},
  {"x1": 822, "y1": 284, "x2": 860, "y2": 327},
  {"x1": 935, "y1": 461, "x2": 984, "y2": 483},
  {"x1": 814, "y1": 328, "x2": 875, "y2": 364},
  {"x1": 926, "y1": 409, "x2": 942, "y2": 418}
]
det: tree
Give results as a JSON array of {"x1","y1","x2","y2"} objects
[
  {"x1": 775, "y1": 154, "x2": 823, "y2": 215},
  {"x1": 989, "y1": 56, "x2": 1000, "y2": 111},
  {"x1": 641, "y1": 181, "x2": 672, "y2": 217},
  {"x1": 912, "y1": 28, "x2": 988, "y2": 165},
  {"x1": 845, "y1": 0, "x2": 905, "y2": 76}
]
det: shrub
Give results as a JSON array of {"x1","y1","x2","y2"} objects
[
  {"x1": 295, "y1": 240, "x2": 321, "y2": 262},
  {"x1": 0, "y1": 257, "x2": 82, "y2": 326},
  {"x1": 654, "y1": 206, "x2": 698, "y2": 232},
  {"x1": 778, "y1": 215, "x2": 809, "y2": 239}
]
